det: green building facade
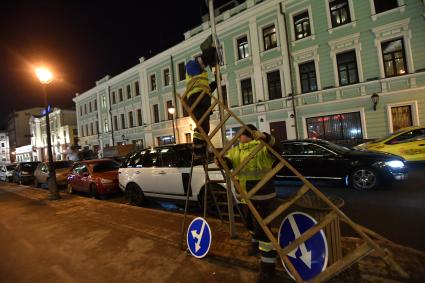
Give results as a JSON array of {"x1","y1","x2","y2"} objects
[{"x1": 73, "y1": 0, "x2": 425, "y2": 154}]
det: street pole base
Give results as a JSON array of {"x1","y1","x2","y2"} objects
[{"x1": 48, "y1": 193, "x2": 61, "y2": 200}]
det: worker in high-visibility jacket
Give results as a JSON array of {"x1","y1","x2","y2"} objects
[
  {"x1": 222, "y1": 124, "x2": 278, "y2": 283},
  {"x1": 185, "y1": 57, "x2": 217, "y2": 158}
]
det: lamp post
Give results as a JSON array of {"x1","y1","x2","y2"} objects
[
  {"x1": 168, "y1": 106, "x2": 177, "y2": 144},
  {"x1": 35, "y1": 67, "x2": 60, "y2": 200}
]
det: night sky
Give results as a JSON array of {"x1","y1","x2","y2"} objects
[{"x1": 0, "y1": 0, "x2": 231, "y2": 129}]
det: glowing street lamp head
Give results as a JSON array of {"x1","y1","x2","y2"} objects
[
  {"x1": 35, "y1": 67, "x2": 54, "y2": 84},
  {"x1": 168, "y1": 107, "x2": 175, "y2": 115}
]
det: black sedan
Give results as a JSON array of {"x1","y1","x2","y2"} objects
[{"x1": 277, "y1": 139, "x2": 408, "y2": 190}]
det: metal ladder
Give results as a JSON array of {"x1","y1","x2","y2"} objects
[{"x1": 177, "y1": 80, "x2": 409, "y2": 282}]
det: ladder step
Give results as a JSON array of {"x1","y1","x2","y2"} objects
[
  {"x1": 246, "y1": 162, "x2": 285, "y2": 200},
  {"x1": 211, "y1": 190, "x2": 227, "y2": 195},
  {"x1": 219, "y1": 127, "x2": 246, "y2": 158},
  {"x1": 280, "y1": 211, "x2": 338, "y2": 256},
  {"x1": 309, "y1": 242, "x2": 373, "y2": 283},
  {"x1": 207, "y1": 167, "x2": 223, "y2": 172},
  {"x1": 208, "y1": 112, "x2": 232, "y2": 140},
  {"x1": 232, "y1": 142, "x2": 265, "y2": 177},
  {"x1": 198, "y1": 100, "x2": 218, "y2": 126},
  {"x1": 208, "y1": 181, "x2": 227, "y2": 185},
  {"x1": 264, "y1": 184, "x2": 310, "y2": 225},
  {"x1": 189, "y1": 91, "x2": 207, "y2": 113}
]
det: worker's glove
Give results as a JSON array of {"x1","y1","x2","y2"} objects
[{"x1": 252, "y1": 131, "x2": 266, "y2": 141}]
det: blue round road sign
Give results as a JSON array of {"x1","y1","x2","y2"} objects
[
  {"x1": 279, "y1": 212, "x2": 328, "y2": 281},
  {"x1": 187, "y1": 217, "x2": 212, "y2": 258}
]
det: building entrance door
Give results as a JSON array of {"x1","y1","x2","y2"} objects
[{"x1": 270, "y1": 121, "x2": 287, "y2": 153}]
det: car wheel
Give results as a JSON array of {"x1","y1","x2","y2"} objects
[
  {"x1": 67, "y1": 183, "x2": 73, "y2": 194},
  {"x1": 349, "y1": 167, "x2": 379, "y2": 191},
  {"x1": 125, "y1": 183, "x2": 145, "y2": 206},
  {"x1": 90, "y1": 184, "x2": 99, "y2": 199}
]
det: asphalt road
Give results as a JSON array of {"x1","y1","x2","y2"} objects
[
  {"x1": 103, "y1": 166, "x2": 425, "y2": 251},
  {"x1": 274, "y1": 165, "x2": 425, "y2": 252}
]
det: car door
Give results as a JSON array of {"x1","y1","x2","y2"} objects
[
  {"x1": 133, "y1": 149, "x2": 160, "y2": 195},
  {"x1": 385, "y1": 128, "x2": 425, "y2": 161},
  {"x1": 79, "y1": 164, "x2": 90, "y2": 192},
  {"x1": 69, "y1": 163, "x2": 83, "y2": 191},
  {"x1": 154, "y1": 147, "x2": 185, "y2": 196},
  {"x1": 280, "y1": 142, "x2": 312, "y2": 177},
  {"x1": 305, "y1": 143, "x2": 349, "y2": 179}
]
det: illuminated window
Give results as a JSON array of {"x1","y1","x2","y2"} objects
[
  {"x1": 294, "y1": 12, "x2": 311, "y2": 40},
  {"x1": 382, "y1": 38, "x2": 407, "y2": 77},
  {"x1": 263, "y1": 25, "x2": 277, "y2": 50}
]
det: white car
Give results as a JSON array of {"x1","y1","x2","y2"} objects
[
  {"x1": 0, "y1": 163, "x2": 17, "y2": 182},
  {"x1": 118, "y1": 144, "x2": 229, "y2": 209}
]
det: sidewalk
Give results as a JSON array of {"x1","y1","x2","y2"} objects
[{"x1": 0, "y1": 183, "x2": 424, "y2": 283}]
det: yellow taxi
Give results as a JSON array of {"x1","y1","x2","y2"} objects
[{"x1": 355, "y1": 126, "x2": 425, "y2": 162}]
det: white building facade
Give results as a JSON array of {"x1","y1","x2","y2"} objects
[
  {"x1": 29, "y1": 108, "x2": 78, "y2": 161},
  {"x1": 0, "y1": 132, "x2": 11, "y2": 164}
]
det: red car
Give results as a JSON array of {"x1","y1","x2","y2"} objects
[{"x1": 67, "y1": 159, "x2": 121, "y2": 198}]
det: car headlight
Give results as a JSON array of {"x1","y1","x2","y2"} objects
[
  {"x1": 385, "y1": 160, "x2": 405, "y2": 168},
  {"x1": 100, "y1": 178, "x2": 113, "y2": 184}
]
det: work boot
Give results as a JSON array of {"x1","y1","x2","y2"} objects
[
  {"x1": 257, "y1": 261, "x2": 275, "y2": 283},
  {"x1": 247, "y1": 241, "x2": 259, "y2": 256}
]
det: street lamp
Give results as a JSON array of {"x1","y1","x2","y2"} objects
[
  {"x1": 35, "y1": 67, "x2": 60, "y2": 200},
  {"x1": 168, "y1": 106, "x2": 177, "y2": 144}
]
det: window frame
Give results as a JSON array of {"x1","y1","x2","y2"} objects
[
  {"x1": 240, "y1": 78, "x2": 254, "y2": 105},
  {"x1": 162, "y1": 67, "x2": 170, "y2": 87},
  {"x1": 177, "y1": 61, "x2": 186, "y2": 82},
  {"x1": 386, "y1": 101, "x2": 419, "y2": 133},
  {"x1": 266, "y1": 70, "x2": 283, "y2": 100},
  {"x1": 381, "y1": 38, "x2": 408, "y2": 78},
  {"x1": 153, "y1": 104, "x2": 160, "y2": 123},
  {"x1": 150, "y1": 74, "x2": 157, "y2": 91},
  {"x1": 336, "y1": 50, "x2": 359, "y2": 86},
  {"x1": 293, "y1": 11, "x2": 312, "y2": 41},
  {"x1": 262, "y1": 24, "x2": 278, "y2": 51},
  {"x1": 298, "y1": 61, "x2": 318, "y2": 93},
  {"x1": 236, "y1": 35, "x2": 250, "y2": 60},
  {"x1": 126, "y1": 84, "x2": 132, "y2": 99},
  {"x1": 134, "y1": 81, "x2": 140, "y2": 96}
]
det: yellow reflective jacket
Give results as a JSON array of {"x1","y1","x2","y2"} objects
[
  {"x1": 225, "y1": 139, "x2": 276, "y2": 202},
  {"x1": 186, "y1": 71, "x2": 210, "y2": 98}
]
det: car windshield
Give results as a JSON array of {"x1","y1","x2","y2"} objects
[
  {"x1": 319, "y1": 140, "x2": 351, "y2": 154},
  {"x1": 91, "y1": 160, "x2": 120, "y2": 172},
  {"x1": 54, "y1": 161, "x2": 73, "y2": 169},
  {"x1": 21, "y1": 163, "x2": 38, "y2": 172},
  {"x1": 6, "y1": 165, "x2": 16, "y2": 170},
  {"x1": 371, "y1": 129, "x2": 407, "y2": 143}
]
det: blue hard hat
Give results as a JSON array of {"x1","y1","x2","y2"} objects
[{"x1": 186, "y1": 59, "x2": 203, "y2": 76}]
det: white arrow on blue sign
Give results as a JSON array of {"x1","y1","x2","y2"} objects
[
  {"x1": 278, "y1": 212, "x2": 328, "y2": 281},
  {"x1": 187, "y1": 217, "x2": 212, "y2": 258}
]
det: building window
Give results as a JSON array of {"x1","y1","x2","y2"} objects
[
  {"x1": 381, "y1": 38, "x2": 407, "y2": 77},
  {"x1": 299, "y1": 61, "x2": 317, "y2": 93},
  {"x1": 128, "y1": 111, "x2": 134, "y2": 128},
  {"x1": 85, "y1": 124, "x2": 89, "y2": 137},
  {"x1": 119, "y1": 88, "x2": 123, "y2": 102},
  {"x1": 391, "y1": 105, "x2": 412, "y2": 131},
  {"x1": 135, "y1": 81, "x2": 140, "y2": 96},
  {"x1": 163, "y1": 68, "x2": 170, "y2": 86},
  {"x1": 237, "y1": 36, "x2": 249, "y2": 60},
  {"x1": 221, "y1": 85, "x2": 228, "y2": 107},
  {"x1": 150, "y1": 74, "x2": 157, "y2": 91},
  {"x1": 114, "y1": 116, "x2": 118, "y2": 131},
  {"x1": 112, "y1": 92, "x2": 116, "y2": 104},
  {"x1": 79, "y1": 106, "x2": 83, "y2": 116},
  {"x1": 263, "y1": 25, "x2": 277, "y2": 51},
  {"x1": 94, "y1": 99, "x2": 97, "y2": 111},
  {"x1": 329, "y1": 0, "x2": 351, "y2": 27},
  {"x1": 89, "y1": 102, "x2": 92, "y2": 112},
  {"x1": 84, "y1": 104, "x2": 87, "y2": 115},
  {"x1": 126, "y1": 85, "x2": 131, "y2": 99},
  {"x1": 294, "y1": 11, "x2": 311, "y2": 40},
  {"x1": 337, "y1": 50, "x2": 358, "y2": 85},
  {"x1": 166, "y1": 100, "x2": 173, "y2": 120},
  {"x1": 137, "y1": 109, "x2": 142, "y2": 126},
  {"x1": 240, "y1": 78, "x2": 253, "y2": 105},
  {"x1": 120, "y1": 113, "x2": 126, "y2": 129},
  {"x1": 81, "y1": 126, "x2": 84, "y2": 137},
  {"x1": 153, "y1": 104, "x2": 159, "y2": 123},
  {"x1": 185, "y1": 133, "x2": 191, "y2": 143},
  {"x1": 104, "y1": 119, "x2": 109, "y2": 132},
  {"x1": 267, "y1": 70, "x2": 282, "y2": 100},
  {"x1": 178, "y1": 62, "x2": 185, "y2": 81},
  {"x1": 306, "y1": 112, "x2": 363, "y2": 142},
  {"x1": 373, "y1": 0, "x2": 398, "y2": 14},
  {"x1": 90, "y1": 123, "x2": 94, "y2": 135}
]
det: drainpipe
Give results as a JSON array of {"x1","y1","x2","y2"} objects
[
  {"x1": 108, "y1": 86, "x2": 115, "y2": 146},
  {"x1": 279, "y1": 2, "x2": 299, "y2": 139},
  {"x1": 170, "y1": 55, "x2": 180, "y2": 143}
]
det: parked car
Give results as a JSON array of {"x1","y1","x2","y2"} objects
[
  {"x1": 277, "y1": 139, "x2": 408, "y2": 190},
  {"x1": 33, "y1": 160, "x2": 74, "y2": 188},
  {"x1": 355, "y1": 126, "x2": 425, "y2": 162},
  {"x1": 0, "y1": 163, "x2": 17, "y2": 182},
  {"x1": 118, "y1": 143, "x2": 227, "y2": 207},
  {"x1": 13, "y1": 162, "x2": 40, "y2": 185},
  {"x1": 67, "y1": 159, "x2": 121, "y2": 198}
]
